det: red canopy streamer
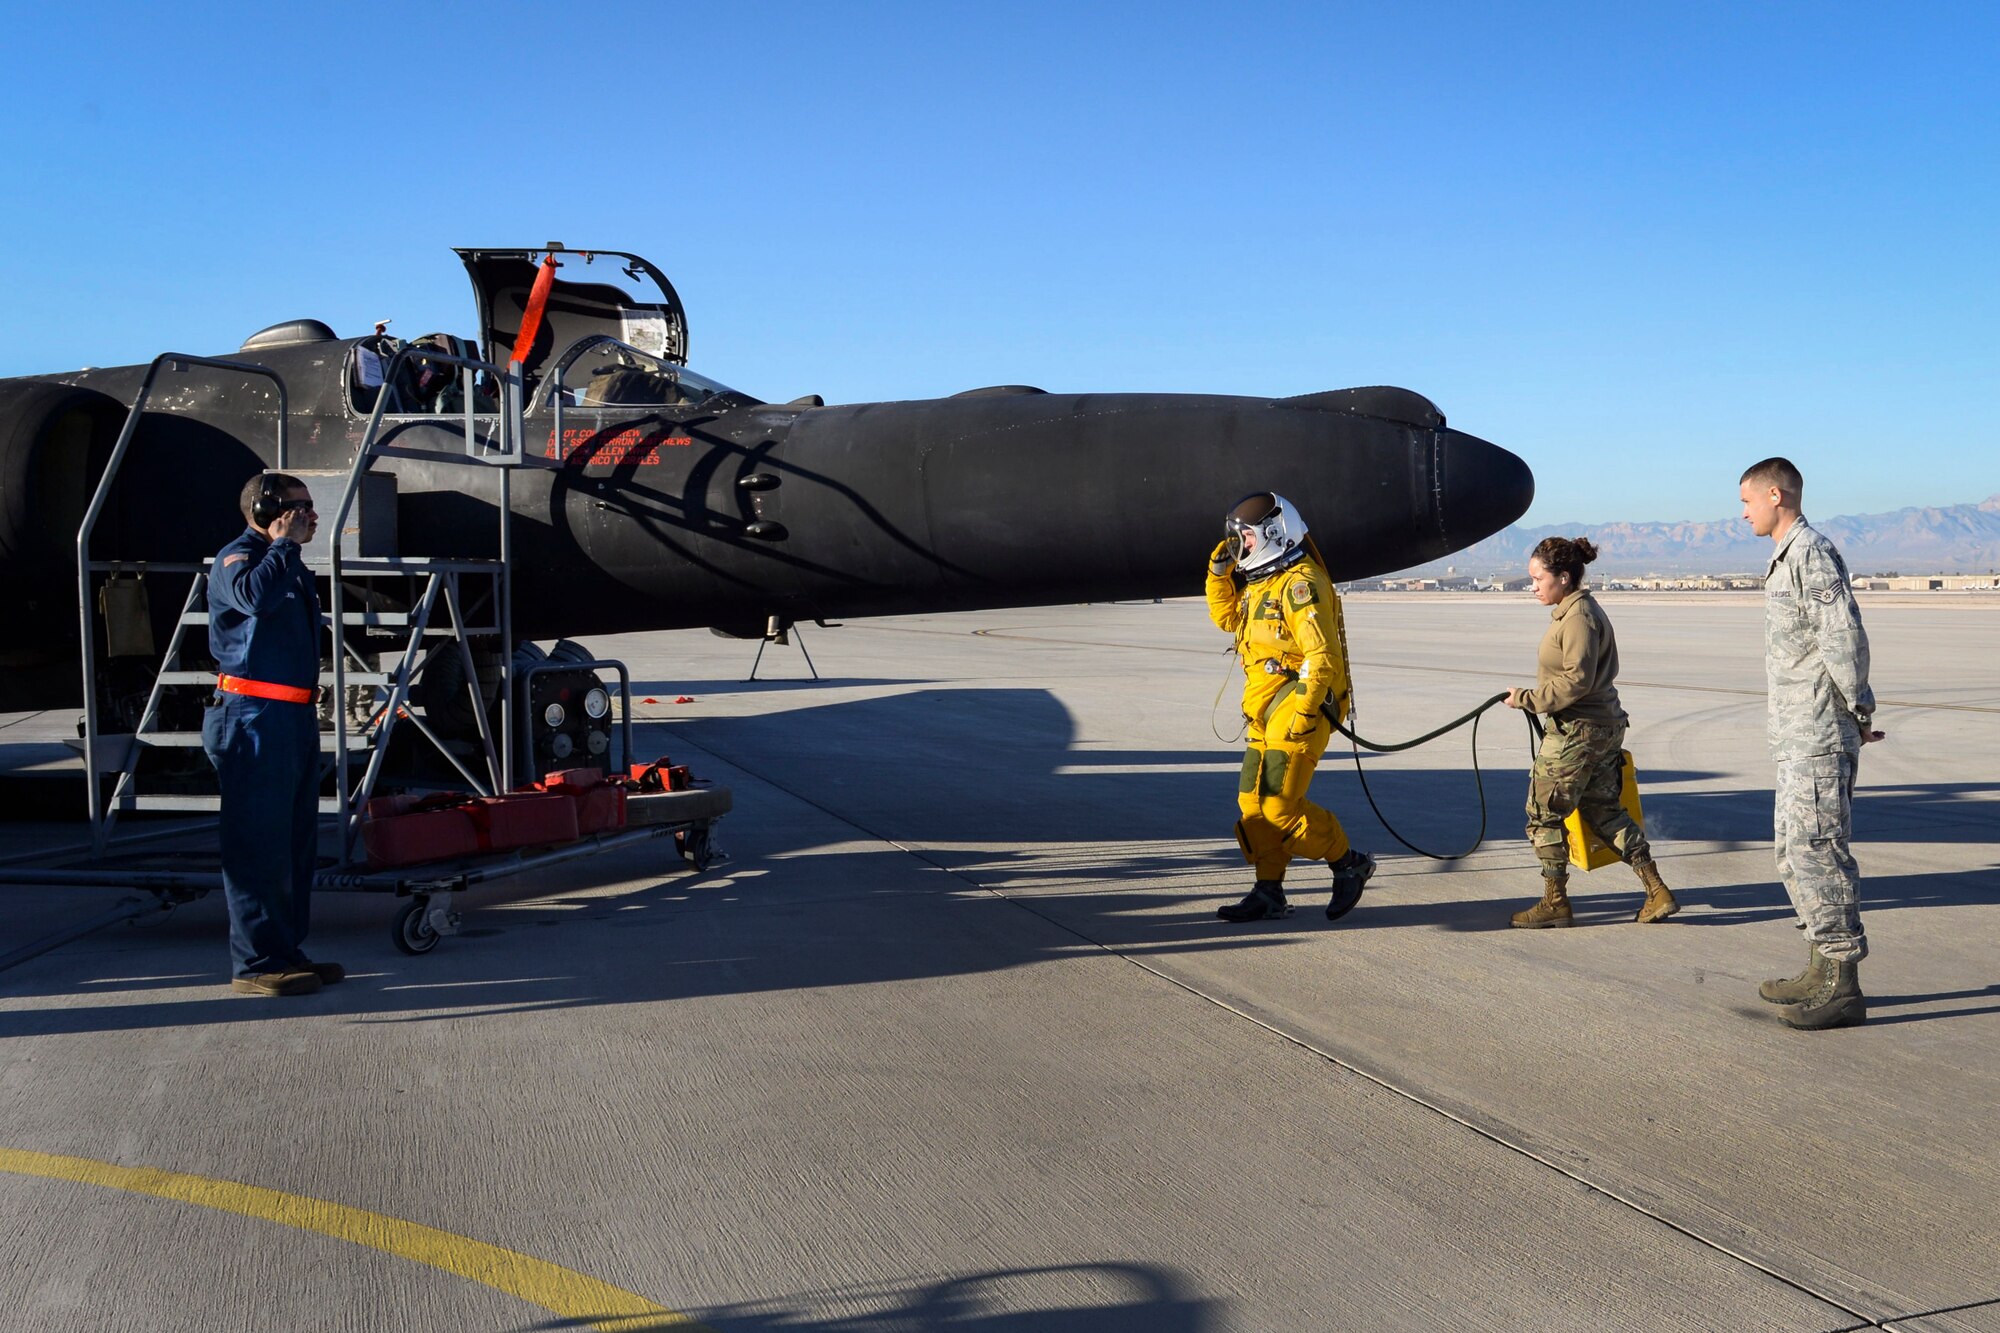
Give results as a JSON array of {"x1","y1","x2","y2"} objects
[{"x1": 508, "y1": 254, "x2": 561, "y2": 366}]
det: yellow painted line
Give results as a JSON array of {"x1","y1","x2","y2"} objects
[{"x1": 0, "y1": 1148, "x2": 711, "y2": 1332}]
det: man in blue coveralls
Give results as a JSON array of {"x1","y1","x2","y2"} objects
[{"x1": 203, "y1": 472, "x2": 343, "y2": 997}]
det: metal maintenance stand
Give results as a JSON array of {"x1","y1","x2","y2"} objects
[{"x1": 0, "y1": 346, "x2": 727, "y2": 968}]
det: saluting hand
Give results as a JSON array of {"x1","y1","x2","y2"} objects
[
  {"x1": 270, "y1": 500, "x2": 318, "y2": 544},
  {"x1": 1208, "y1": 540, "x2": 1236, "y2": 576}
]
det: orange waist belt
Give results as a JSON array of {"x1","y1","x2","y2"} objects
[{"x1": 217, "y1": 674, "x2": 316, "y2": 705}]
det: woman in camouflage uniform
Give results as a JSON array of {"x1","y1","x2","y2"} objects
[{"x1": 1503, "y1": 537, "x2": 1679, "y2": 928}]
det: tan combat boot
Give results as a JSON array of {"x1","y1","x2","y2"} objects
[
  {"x1": 1510, "y1": 873, "x2": 1572, "y2": 928},
  {"x1": 229, "y1": 970, "x2": 322, "y2": 997},
  {"x1": 1632, "y1": 859, "x2": 1680, "y2": 923},
  {"x1": 1780, "y1": 950, "x2": 1866, "y2": 1030},
  {"x1": 1758, "y1": 943, "x2": 1829, "y2": 1005}
]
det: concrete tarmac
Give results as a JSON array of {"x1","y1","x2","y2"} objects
[{"x1": 1, "y1": 594, "x2": 1995, "y2": 1332}]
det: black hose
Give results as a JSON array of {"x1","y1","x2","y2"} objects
[
  {"x1": 1329, "y1": 691, "x2": 1511, "y2": 754},
  {"x1": 1319, "y1": 691, "x2": 1535, "y2": 861}
]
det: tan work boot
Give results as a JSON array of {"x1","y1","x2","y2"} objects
[
  {"x1": 1632, "y1": 860, "x2": 1680, "y2": 923},
  {"x1": 1779, "y1": 950, "x2": 1866, "y2": 1030},
  {"x1": 1510, "y1": 873, "x2": 1572, "y2": 928},
  {"x1": 230, "y1": 970, "x2": 322, "y2": 997},
  {"x1": 1759, "y1": 943, "x2": 1831, "y2": 1005}
]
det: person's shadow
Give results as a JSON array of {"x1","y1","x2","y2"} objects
[{"x1": 1856, "y1": 982, "x2": 2000, "y2": 1027}]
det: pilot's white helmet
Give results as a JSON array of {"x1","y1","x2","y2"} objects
[{"x1": 1225, "y1": 491, "x2": 1310, "y2": 577}]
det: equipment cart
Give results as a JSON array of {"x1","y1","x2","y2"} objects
[{"x1": 0, "y1": 343, "x2": 731, "y2": 973}]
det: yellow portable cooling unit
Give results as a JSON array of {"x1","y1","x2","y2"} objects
[{"x1": 1567, "y1": 750, "x2": 1645, "y2": 871}]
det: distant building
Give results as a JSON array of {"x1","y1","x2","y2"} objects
[{"x1": 1857, "y1": 575, "x2": 2000, "y2": 592}]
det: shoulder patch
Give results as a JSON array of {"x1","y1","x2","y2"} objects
[
  {"x1": 1288, "y1": 579, "x2": 1315, "y2": 608},
  {"x1": 222, "y1": 553, "x2": 248, "y2": 567}
]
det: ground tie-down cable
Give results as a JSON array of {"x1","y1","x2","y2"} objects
[{"x1": 1319, "y1": 691, "x2": 1533, "y2": 861}]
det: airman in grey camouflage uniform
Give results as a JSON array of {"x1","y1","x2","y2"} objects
[{"x1": 1741, "y1": 457, "x2": 1880, "y2": 1030}]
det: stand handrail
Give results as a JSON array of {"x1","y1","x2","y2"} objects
[
  {"x1": 330, "y1": 343, "x2": 524, "y2": 859},
  {"x1": 77, "y1": 354, "x2": 289, "y2": 854}
]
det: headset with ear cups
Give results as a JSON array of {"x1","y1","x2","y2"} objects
[
  {"x1": 250, "y1": 472, "x2": 286, "y2": 527},
  {"x1": 251, "y1": 472, "x2": 314, "y2": 529}
]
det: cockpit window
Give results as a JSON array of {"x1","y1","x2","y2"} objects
[
  {"x1": 348, "y1": 332, "x2": 500, "y2": 418},
  {"x1": 536, "y1": 339, "x2": 759, "y2": 413},
  {"x1": 349, "y1": 332, "x2": 757, "y2": 419}
]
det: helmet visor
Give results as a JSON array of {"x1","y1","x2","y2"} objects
[{"x1": 1223, "y1": 514, "x2": 1261, "y2": 566}]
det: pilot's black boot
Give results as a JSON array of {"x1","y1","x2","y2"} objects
[
  {"x1": 1326, "y1": 849, "x2": 1376, "y2": 921},
  {"x1": 1218, "y1": 880, "x2": 1290, "y2": 922}
]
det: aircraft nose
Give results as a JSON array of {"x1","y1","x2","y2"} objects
[{"x1": 1436, "y1": 427, "x2": 1533, "y2": 554}]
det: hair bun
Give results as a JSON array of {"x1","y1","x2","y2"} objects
[{"x1": 1573, "y1": 538, "x2": 1599, "y2": 565}]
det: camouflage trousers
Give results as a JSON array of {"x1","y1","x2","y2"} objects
[
  {"x1": 1525, "y1": 716, "x2": 1650, "y2": 875},
  {"x1": 1774, "y1": 749, "x2": 1867, "y2": 963}
]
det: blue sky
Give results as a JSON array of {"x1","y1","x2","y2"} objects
[{"x1": 3, "y1": 1, "x2": 1993, "y2": 526}]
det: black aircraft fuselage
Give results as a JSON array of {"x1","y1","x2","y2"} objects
[{"x1": 0, "y1": 247, "x2": 1534, "y2": 712}]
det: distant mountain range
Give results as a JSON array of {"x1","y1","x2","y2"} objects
[{"x1": 1411, "y1": 495, "x2": 2000, "y2": 576}]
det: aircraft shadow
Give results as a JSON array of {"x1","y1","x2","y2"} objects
[
  {"x1": 1646, "y1": 782, "x2": 2000, "y2": 846},
  {"x1": 3, "y1": 687, "x2": 1995, "y2": 1035},
  {"x1": 627, "y1": 677, "x2": 916, "y2": 696},
  {"x1": 654, "y1": 687, "x2": 1559, "y2": 853}
]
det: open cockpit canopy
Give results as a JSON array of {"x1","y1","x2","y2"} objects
[{"x1": 454, "y1": 245, "x2": 688, "y2": 387}]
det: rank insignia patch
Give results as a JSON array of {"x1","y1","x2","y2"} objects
[{"x1": 1810, "y1": 587, "x2": 1837, "y2": 603}]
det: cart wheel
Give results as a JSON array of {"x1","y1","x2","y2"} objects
[
  {"x1": 393, "y1": 898, "x2": 441, "y2": 955},
  {"x1": 684, "y1": 825, "x2": 714, "y2": 871}
]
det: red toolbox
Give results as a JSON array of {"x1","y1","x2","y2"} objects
[
  {"x1": 570, "y1": 784, "x2": 626, "y2": 834},
  {"x1": 467, "y1": 791, "x2": 580, "y2": 851},
  {"x1": 538, "y1": 768, "x2": 627, "y2": 835},
  {"x1": 361, "y1": 790, "x2": 581, "y2": 868},
  {"x1": 361, "y1": 795, "x2": 481, "y2": 869}
]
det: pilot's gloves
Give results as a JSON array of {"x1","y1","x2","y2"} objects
[{"x1": 1209, "y1": 540, "x2": 1236, "y2": 576}]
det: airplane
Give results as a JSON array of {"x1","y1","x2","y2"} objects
[{"x1": 0, "y1": 244, "x2": 1534, "y2": 716}]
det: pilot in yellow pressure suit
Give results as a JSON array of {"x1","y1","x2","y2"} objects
[{"x1": 1207, "y1": 492, "x2": 1376, "y2": 922}]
